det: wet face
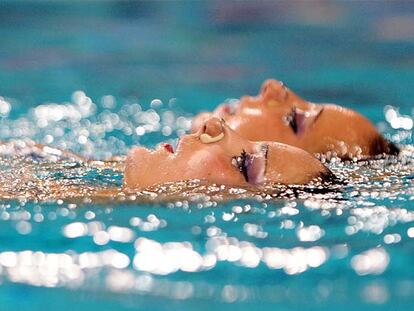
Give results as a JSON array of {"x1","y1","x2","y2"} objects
[
  {"x1": 124, "y1": 117, "x2": 331, "y2": 190},
  {"x1": 191, "y1": 79, "x2": 398, "y2": 159}
]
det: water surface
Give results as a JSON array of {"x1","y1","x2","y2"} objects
[{"x1": 0, "y1": 2, "x2": 413, "y2": 311}]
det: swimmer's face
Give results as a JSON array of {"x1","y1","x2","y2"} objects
[
  {"x1": 192, "y1": 80, "x2": 398, "y2": 159},
  {"x1": 124, "y1": 117, "x2": 331, "y2": 189}
]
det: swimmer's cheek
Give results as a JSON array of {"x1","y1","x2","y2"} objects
[{"x1": 185, "y1": 151, "x2": 243, "y2": 186}]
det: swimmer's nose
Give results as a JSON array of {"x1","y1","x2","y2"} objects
[
  {"x1": 203, "y1": 117, "x2": 223, "y2": 137},
  {"x1": 260, "y1": 79, "x2": 287, "y2": 104},
  {"x1": 191, "y1": 112, "x2": 212, "y2": 133},
  {"x1": 200, "y1": 117, "x2": 225, "y2": 144}
]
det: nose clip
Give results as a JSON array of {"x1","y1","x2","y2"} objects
[
  {"x1": 200, "y1": 132, "x2": 224, "y2": 144},
  {"x1": 199, "y1": 118, "x2": 225, "y2": 144}
]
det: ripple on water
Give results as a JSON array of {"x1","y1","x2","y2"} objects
[{"x1": 0, "y1": 93, "x2": 413, "y2": 306}]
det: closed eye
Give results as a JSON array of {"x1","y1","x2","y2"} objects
[
  {"x1": 284, "y1": 106, "x2": 324, "y2": 136},
  {"x1": 285, "y1": 108, "x2": 298, "y2": 134},
  {"x1": 231, "y1": 150, "x2": 250, "y2": 182},
  {"x1": 231, "y1": 144, "x2": 268, "y2": 184}
]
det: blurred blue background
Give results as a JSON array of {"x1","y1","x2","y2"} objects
[{"x1": 0, "y1": 0, "x2": 413, "y2": 119}]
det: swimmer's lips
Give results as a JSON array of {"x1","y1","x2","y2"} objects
[
  {"x1": 163, "y1": 143, "x2": 174, "y2": 154},
  {"x1": 162, "y1": 137, "x2": 184, "y2": 154}
]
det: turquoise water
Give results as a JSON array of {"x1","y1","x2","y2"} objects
[{"x1": 0, "y1": 2, "x2": 414, "y2": 310}]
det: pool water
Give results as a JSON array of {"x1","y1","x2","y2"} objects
[{"x1": 0, "y1": 2, "x2": 413, "y2": 311}]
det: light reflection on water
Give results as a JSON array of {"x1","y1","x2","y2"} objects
[
  {"x1": 0, "y1": 92, "x2": 412, "y2": 309},
  {"x1": 0, "y1": 107, "x2": 412, "y2": 308}
]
